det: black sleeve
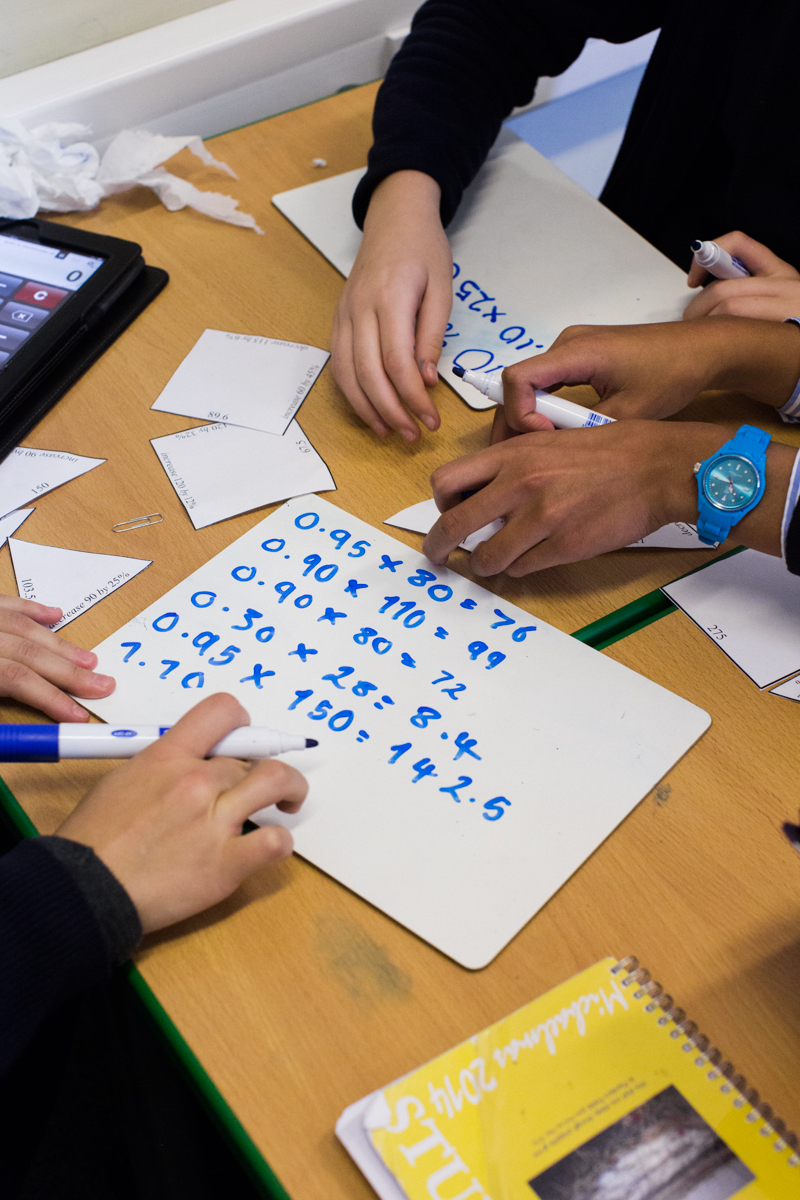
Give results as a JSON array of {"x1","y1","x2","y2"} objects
[
  {"x1": 352, "y1": 0, "x2": 668, "y2": 228},
  {"x1": 785, "y1": 496, "x2": 800, "y2": 575},
  {"x1": 0, "y1": 837, "x2": 141, "y2": 1075}
]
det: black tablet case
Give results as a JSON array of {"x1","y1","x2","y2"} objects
[{"x1": 0, "y1": 264, "x2": 168, "y2": 464}]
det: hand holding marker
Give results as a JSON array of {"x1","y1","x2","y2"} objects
[
  {"x1": 0, "y1": 723, "x2": 318, "y2": 762},
  {"x1": 451, "y1": 365, "x2": 614, "y2": 428},
  {"x1": 454, "y1": 240, "x2": 753, "y2": 419},
  {"x1": 690, "y1": 240, "x2": 750, "y2": 281}
]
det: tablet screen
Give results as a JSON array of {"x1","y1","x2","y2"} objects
[{"x1": 0, "y1": 233, "x2": 105, "y2": 369}]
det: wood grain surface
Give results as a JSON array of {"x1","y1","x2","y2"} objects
[{"x1": 1, "y1": 83, "x2": 798, "y2": 1199}]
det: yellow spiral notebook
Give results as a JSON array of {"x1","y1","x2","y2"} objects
[{"x1": 336, "y1": 958, "x2": 798, "y2": 1200}]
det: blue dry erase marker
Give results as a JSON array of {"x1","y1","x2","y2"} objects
[
  {"x1": 0, "y1": 724, "x2": 318, "y2": 762},
  {"x1": 451, "y1": 365, "x2": 614, "y2": 428},
  {"x1": 691, "y1": 240, "x2": 750, "y2": 281}
]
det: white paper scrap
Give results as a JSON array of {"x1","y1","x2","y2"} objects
[
  {"x1": 151, "y1": 421, "x2": 335, "y2": 531},
  {"x1": 0, "y1": 509, "x2": 33, "y2": 547},
  {"x1": 385, "y1": 498, "x2": 502, "y2": 553},
  {"x1": 0, "y1": 448, "x2": 105, "y2": 519},
  {"x1": 662, "y1": 549, "x2": 800, "y2": 688},
  {"x1": 627, "y1": 522, "x2": 716, "y2": 549},
  {"x1": 84, "y1": 495, "x2": 709, "y2": 969},
  {"x1": 151, "y1": 330, "x2": 329, "y2": 436},
  {"x1": 8, "y1": 539, "x2": 151, "y2": 631}
]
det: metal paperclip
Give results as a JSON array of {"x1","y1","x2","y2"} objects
[{"x1": 112, "y1": 513, "x2": 164, "y2": 533}]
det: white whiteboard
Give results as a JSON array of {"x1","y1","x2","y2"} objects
[
  {"x1": 87, "y1": 498, "x2": 709, "y2": 968},
  {"x1": 272, "y1": 130, "x2": 698, "y2": 410}
]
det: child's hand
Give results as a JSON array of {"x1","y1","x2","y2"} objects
[
  {"x1": 331, "y1": 170, "x2": 453, "y2": 442},
  {"x1": 684, "y1": 231, "x2": 800, "y2": 321},
  {"x1": 491, "y1": 318, "x2": 800, "y2": 441},
  {"x1": 0, "y1": 595, "x2": 114, "y2": 720},
  {"x1": 56, "y1": 693, "x2": 307, "y2": 933},
  {"x1": 424, "y1": 422, "x2": 795, "y2": 576}
]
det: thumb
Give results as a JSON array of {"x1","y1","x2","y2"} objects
[{"x1": 501, "y1": 342, "x2": 604, "y2": 432}]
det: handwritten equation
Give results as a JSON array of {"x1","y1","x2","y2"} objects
[
  {"x1": 443, "y1": 260, "x2": 547, "y2": 384},
  {"x1": 95, "y1": 503, "x2": 544, "y2": 824},
  {"x1": 87, "y1": 496, "x2": 709, "y2": 967}
]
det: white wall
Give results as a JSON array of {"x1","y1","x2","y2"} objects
[
  {"x1": 0, "y1": 0, "x2": 227, "y2": 79},
  {"x1": 0, "y1": 3, "x2": 655, "y2": 149}
]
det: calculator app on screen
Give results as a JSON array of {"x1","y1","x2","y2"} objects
[{"x1": 0, "y1": 234, "x2": 104, "y2": 368}]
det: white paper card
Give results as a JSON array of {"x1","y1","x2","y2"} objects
[
  {"x1": 336, "y1": 1094, "x2": 405, "y2": 1200},
  {"x1": 86, "y1": 496, "x2": 709, "y2": 968},
  {"x1": 662, "y1": 549, "x2": 800, "y2": 688},
  {"x1": 770, "y1": 674, "x2": 800, "y2": 702},
  {"x1": 273, "y1": 131, "x2": 696, "y2": 412},
  {"x1": 150, "y1": 329, "x2": 330, "y2": 435},
  {"x1": 0, "y1": 508, "x2": 33, "y2": 546},
  {"x1": 387, "y1": 499, "x2": 708, "y2": 556},
  {"x1": 627, "y1": 522, "x2": 716, "y2": 549},
  {"x1": 385, "y1": 498, "x2": 503, "y2": 553},
  {"x1": 9, "y1": 539, "x2": 152, "y2": 630},
  {"x1": 0, "y1": 448, "x2": 105, "y2": 519},
  {"x1": 151, "y1": 421, "x2": 336, "y2": 531}
]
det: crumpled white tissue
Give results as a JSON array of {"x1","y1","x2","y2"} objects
[{"x1": 0, "y1": 120, "x2": 263, "y2": 233}]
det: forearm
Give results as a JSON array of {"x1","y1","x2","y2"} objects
[
  {"x1": 702, "y1": 318, "x2": 800, "y2": 408},
  {"x1": 354, "y1": 0, "x2": 583, "y2": 229},
  {"x1": 0, "y1": 838, "x2": 138, "y2": 1075}
]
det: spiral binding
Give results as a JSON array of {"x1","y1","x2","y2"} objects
[{"x1": 610, "y1": 956, "x2": 799, "y2": 1167}]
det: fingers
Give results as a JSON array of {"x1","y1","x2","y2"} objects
[
  {"x1": 380, "y1": 305, "x2": 441, "y2": 432},
  {"x1": 683, "y1": 277, "x2": 800, "y2": 321},
  {"x1": 0, "y1": 595, "x2": 98, "y2": 669},
  {"x1": 145, "y1": 693, "x2": 250, "y2": 762},
  {"x1": 426, "y1": 455, "x2": 508, "y2": 563},
  {"x1": 687, "y1": 232, "x2": 800, "y2": 293},
  {"x1": 0, "y1": 660, "x2": 103, "y2": 721},
  {"x1": 713, "y1": 231, "x2": 800, "y2": 279},
  {"x1": 221, "y1": 758, "x2": 308, "y2": 825},
  {"x1": 490, "y1": 405, "x2": 514, "y2": 444},
  {"x1": 0, "y1": 628, "x2": 114, "y2": 705},
  {"x1": 350, "y1": 308, "x2": 429, "y2": 442},
  {"x1": 331, "y1": 312, "x2": 391, "y2": 437},
  {"x1": 465, "y1": 511, "x2": 549, "y2": 576},
  {"x1": 686, "y1": 260, "x2": 709, "y2": 289},
  {"x1": 231, "y1": 822, "x2": 294, "y2": 874},
  {"x1": 414, "y1": 269, "x2": 453, "y2": 405}
]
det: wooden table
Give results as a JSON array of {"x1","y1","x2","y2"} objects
[{"x1": 1, "y1": 82, "x2": 798, "y2": 1198}]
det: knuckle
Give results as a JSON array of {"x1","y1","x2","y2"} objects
[
  {"x1": 13, "y1": 638, "x2": 42, "y2": 669},
  {"x1": 435, "y1": 508, "x2": 464, "y2": 543},
  {"x1": 383, "y1": 347, "x2": 411, "y2": 377},
  {"x1": 264, "y1": 758, "x2": 295, "y2": 791},
  {"x1": 0, "y1": 659, "x2": 33, "y2": 689},
  {"x1": 429, "y1": 464, "x2": 450, "y2": 491}
]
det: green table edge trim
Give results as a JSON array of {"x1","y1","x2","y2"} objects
[
  {"x1": 572, "y1": 545, "x2": 745, "y2": 650},
  {"x1": 124, "y1": 963, "x2": 292, "y2": 1200},
  {"x1": 0, "y1": 542, "x2": 747, "y2": 1199}
]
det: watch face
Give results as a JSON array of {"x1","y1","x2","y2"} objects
[{"x1": 702, "y1": 454, "x2": 760, "y2": 511}]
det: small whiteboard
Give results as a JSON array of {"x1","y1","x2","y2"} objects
[
  {"x1": 273, "y1": 131, "x2": 697, "y2": 411},
  {"x1": 88, "y1": 498, "x2": 709, "y2": 968}
]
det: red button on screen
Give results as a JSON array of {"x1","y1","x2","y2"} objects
[{"x1": 13, "y1": 282, "x2": 68, "y2": 309}]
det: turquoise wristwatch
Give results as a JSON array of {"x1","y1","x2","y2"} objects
[{"x1": 694, "y1": 425, "x2": 770, "y2": 546}]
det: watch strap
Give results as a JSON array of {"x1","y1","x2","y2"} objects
[{"x1": 695, "y1": 425, "x2": 770, "y2": 545}]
